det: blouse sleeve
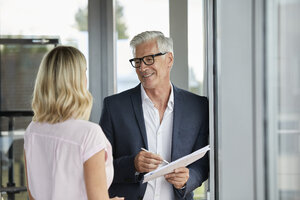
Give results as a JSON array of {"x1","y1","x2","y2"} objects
[
  {"x1": 81, "y1": 125, "x2": 107, "y2": 163},
  {"x1": 24, "y1": 122, "x2": 33, "y2": 152}
]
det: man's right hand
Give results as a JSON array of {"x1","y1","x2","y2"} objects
[{"x1": 134, "y1": 150, "x2": 163, "y2": 173}]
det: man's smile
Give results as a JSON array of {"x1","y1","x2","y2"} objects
[{"x1": 142, "y1": 72, "x2": 155, "y2": 78}]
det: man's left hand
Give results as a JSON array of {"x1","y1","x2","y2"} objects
[{"x1": 164, "y1": 167, "x2": 189, "y2": 189}]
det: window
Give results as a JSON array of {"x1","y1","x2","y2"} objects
[
  {"x1": 188, "y1": 1, "x2": 207, "y2": 199},
  {"x1": 188, "y1": 0, "x2": 205, "y2": 96},
  {"x1": 266, "y1": 1, "x2": 300, "y2": 199},
  {"x1": 115, "y1": 0, "x2": 169, "y2": 92},
  {"x1": 0, "y1": 0, "x2": 88, "y2": 198}
]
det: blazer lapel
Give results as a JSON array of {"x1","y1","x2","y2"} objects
[
  {"x1": 171, "y1": 85, "x2": 183, "y2": 160},
  {"x1": 131, "y1": 84, "x2": 148, "y2": 149}
]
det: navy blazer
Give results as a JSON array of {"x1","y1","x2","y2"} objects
[{"x1": 100, "y1": 84, "x2": 209, "y2": 200}]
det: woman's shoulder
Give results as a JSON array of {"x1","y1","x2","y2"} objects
[
  {"x1": 68, "y1": 119, "x2": 99, "y2": 128},
  {"x1": 66, "y1": 119, "x2": 103, "y2": 136},
  {"x1": 71, "y1": 120, "x2": 109, "y2": 153}
]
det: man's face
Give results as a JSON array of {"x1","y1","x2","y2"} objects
[{"x1": 134, "y1": 40, "x2": 173, "y2": 90}]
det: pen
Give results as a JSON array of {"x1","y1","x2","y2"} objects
[{"x1": 141, "y1": 148, "x2": 170, "y2": 164}]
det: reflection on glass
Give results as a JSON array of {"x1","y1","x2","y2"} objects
[
  {"x1": 115, "y1": 0, "x2": 169, "y2": 92},
  {"x1": 267, "y1": 1, "x2": 300, "y2": 200}
]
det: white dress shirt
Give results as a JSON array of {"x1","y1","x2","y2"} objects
[{"x1": 141, "y1": 85, "x2": 175, "y2": 200}]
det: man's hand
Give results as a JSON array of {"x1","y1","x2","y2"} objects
[
  {"x1": 134, "y1": 150, "x2": 163, "y2": 173},
  {"x1": 164, "y1": 167, "x2": 189, "y2": 189}
]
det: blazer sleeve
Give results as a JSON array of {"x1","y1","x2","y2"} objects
[
  {"x1": 174, "y1": 97, "x2": 210, "y2": 198},
  {"x1": 100, "y1": 97, "x2": 139, "y2": 184}
]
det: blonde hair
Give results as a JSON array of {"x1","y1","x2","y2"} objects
[{"x1": 32, "y1": 46, "x2": 93, "y2": 123}]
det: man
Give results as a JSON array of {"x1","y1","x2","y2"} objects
[{"x1": 100, "y1": 31, "x2": 209, "y2": 200}]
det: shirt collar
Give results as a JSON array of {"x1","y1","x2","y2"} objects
[{"x1": 140, "y1": 83, "x2": 174, "y2": 110}]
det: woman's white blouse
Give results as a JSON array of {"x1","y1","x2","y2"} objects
[{"x1": 24, "y1": 119, "x2": 113, "y2": 200}]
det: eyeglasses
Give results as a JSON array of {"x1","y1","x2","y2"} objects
[{"x1": 129, "y1": 52, "x2": 167, "y2": 68}]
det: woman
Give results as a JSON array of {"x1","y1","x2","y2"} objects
[{"x1": 24, "y1": 46, "x2": 123, "y2": 200}]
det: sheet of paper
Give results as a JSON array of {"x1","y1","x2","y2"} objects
[{"x1": 143, "y1": 145, "x2": 210, "y2": 183}]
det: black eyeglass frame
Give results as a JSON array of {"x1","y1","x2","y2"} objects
[{"x1": 129, "y1": 52, "x2": 167, "y2": 68}]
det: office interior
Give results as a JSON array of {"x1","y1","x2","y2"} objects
[{"x1": 0, "y1": 0, "x2": 299, "y2": 199}]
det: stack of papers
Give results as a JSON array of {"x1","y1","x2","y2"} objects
[{"x1": 143, "y1": 145, "x2": 210, "y2": 183}]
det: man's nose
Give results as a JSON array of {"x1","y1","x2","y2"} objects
[{"x1": 139, "y1": 61, "x2": 148, "y2": 71}]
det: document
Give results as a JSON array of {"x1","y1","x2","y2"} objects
[{"x1": 143, "y1": 145, "x2": 210, "y2": 183}]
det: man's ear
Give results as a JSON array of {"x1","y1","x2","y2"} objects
[{"x1": 167, "y1": 52, "x2": 174, "y2": 69}]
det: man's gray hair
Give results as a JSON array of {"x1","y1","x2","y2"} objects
[{"x1": 130, "y1": 31, "x2": 173, "y2": 57}]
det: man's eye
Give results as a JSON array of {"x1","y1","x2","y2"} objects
[{"x1": 145, "y1": 57, "x2": 153, "y2": 63}]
